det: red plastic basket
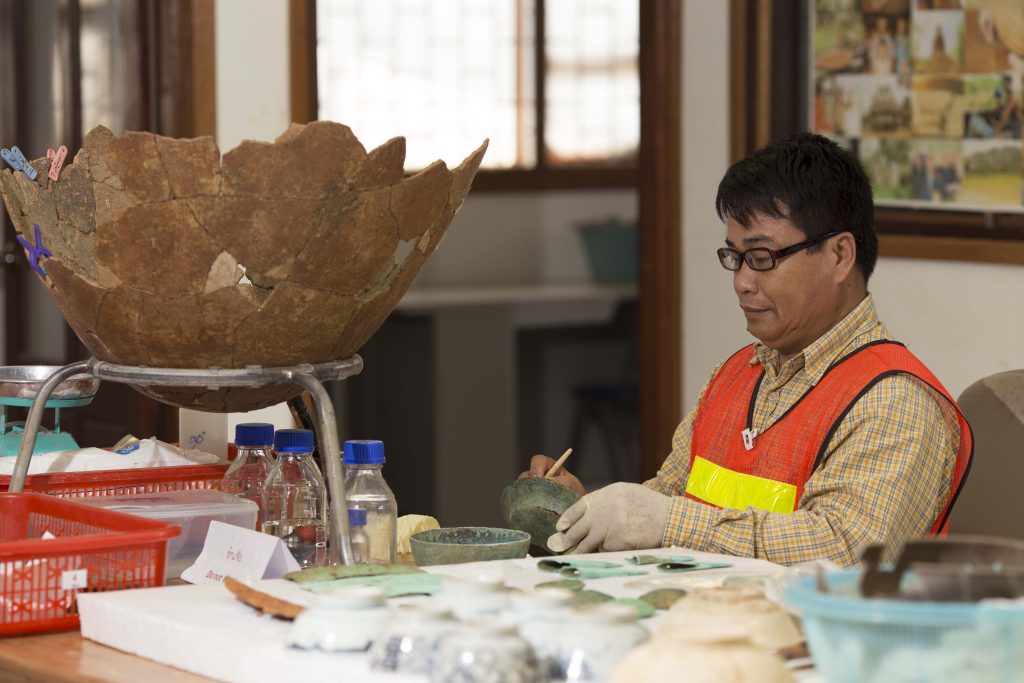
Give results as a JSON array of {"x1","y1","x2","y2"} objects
[
  {"x1": 0, "y1": 463, "x2": 229, "y2": 498},
  {"x1": 0, "y1": 492, "x2": 180, "y2": 635}
]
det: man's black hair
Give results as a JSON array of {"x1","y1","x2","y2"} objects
[{"x1": 715, "y1": 132, "x2": 878, "y2": 281}]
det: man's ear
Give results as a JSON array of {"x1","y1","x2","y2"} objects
[{"x1": 832, "y1": 232, "x2": 857, "y2": 281}]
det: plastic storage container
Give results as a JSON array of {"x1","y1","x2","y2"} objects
[
  {"x1": 343, "y1": 440, "x2": 397, "y2": 564},
  {"x1": 74, "y1": 489, "x2": 257, "y2": 579},
  {"x1": 0, "y1": 492, "x2": 180, "y2": 635},
  {"x1": 785, "y1": 570, "x2": 1024, "y2": 683}
]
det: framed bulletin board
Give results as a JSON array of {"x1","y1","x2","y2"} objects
[
  {"x1": 811, "y1": 0, "x2": 1023, "y2": 212},
  {"x1": 732, "y1": 0, "x2": 1024, "y2": 264}
]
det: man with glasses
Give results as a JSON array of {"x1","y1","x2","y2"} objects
[{"x1": 525, "y1": 133, "x2": 972, "y2": 566}]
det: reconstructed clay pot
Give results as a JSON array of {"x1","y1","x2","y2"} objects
[{"x1": 0, "y1": 123, "x2": 487, "y2": 411}]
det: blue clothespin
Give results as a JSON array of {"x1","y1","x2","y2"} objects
[
  {"x1": 1, "y1": 146, "x2": 38, "y2": 180},
  {"x1": 17, "y1": 224, "x2": 52, "y2": 276}
]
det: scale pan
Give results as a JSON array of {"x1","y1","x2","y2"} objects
[{"x1": 0, "y1": 365, "x2": 100, "y2": 405}]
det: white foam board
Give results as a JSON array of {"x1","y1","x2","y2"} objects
[{"x1": 78, "y1": 549, "x2": 787, "y2": 682}]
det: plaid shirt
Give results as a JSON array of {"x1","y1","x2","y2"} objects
[{"x1": 645, "y1": 295, "x2": 959, "y2": 566}]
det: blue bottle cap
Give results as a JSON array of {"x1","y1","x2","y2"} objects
[
  {"x1": 343, "y1": 440, "x2": 385, "y2": 465},
  {"x1": 234, "y1": 422, "x2": 274, "y2": 448},
  {"x1": 348, "y1": 508, "x2": 367, "y2": 526},
  {"x1": 274, "y1": 429, "x2": 315, "y2": 453}
]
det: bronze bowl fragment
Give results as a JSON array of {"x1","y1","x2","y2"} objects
[{"x1": 500, "y1": 477, "x2": 580, "y2": 556}]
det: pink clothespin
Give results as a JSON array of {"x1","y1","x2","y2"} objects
[{"x1": 46, "y1": 145, "x2": 67, "y2": 182}]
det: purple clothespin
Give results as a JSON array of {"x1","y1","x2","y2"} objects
[
  {"x1": 1, "y1": 146, "x2": 38, "y2": 180},
  {"x1": 17, "y1": 224, "x2": 52, "y2": 276},
  {"x1": 47, "y1": 145, "x2": 67, "y2": 182}
]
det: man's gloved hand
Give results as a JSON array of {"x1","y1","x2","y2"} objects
[{"x1": 555, "y1": 482, "x2": 670, "y2": 554}]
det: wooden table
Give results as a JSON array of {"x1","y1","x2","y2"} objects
[{"x1": 0, "y1": 631, "x2": 213, "y2": 683}]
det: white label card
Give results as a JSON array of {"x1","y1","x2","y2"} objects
[
  {"x1": 180, "y1": 520, "x2": 301, "y2": 585},
  {"x1": 61, "y1": 569, "x2": 87, "y2": 590}
]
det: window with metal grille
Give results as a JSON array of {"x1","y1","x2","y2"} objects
[{"x1": 314, "y1": 0, "x2": 638, "y2": 186}]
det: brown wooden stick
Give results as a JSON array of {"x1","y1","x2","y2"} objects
[{"x1": 544, "y1": 448, "x2": 573, "y2": 478}]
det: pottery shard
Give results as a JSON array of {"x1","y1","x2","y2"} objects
[
  {"x1": 331, "y1": 245, "x2": 427, "y2": 359},
  {"x1": 54, "y1": 165, "x2": 97, "y2": 235},
  {"x1": 96, "y1": 200, "x2": 222, "y2": 297},
  {"x1": 239, "y1": 282, "x2": 359, "y2": 365},
  {"x1": 2, "y1": 167, "x2": 51, "y2": 227},
  {"x1": 287, "y1": 186, "x2": 398, "y2": 295},
  {"x1": 154, "y1": 136, "x2": 222, "y2": 198},
  {"x1": 93, "y1": 177, "x2": 133, "y2": 226},
  {"x1": 139, "y1": 385, "x2": 304, "y2": 413},
  {"x1": 44, "y1": 261, "x2": 106, "y2": 343},
  {"x1": 93, "y1": 285, "x2": 147, "y2": 364},
  {"x1": 77, "y1": 125, "x2": 119, "y2": 185},
  {"x1": 136, "y1": 287, "x2": 254, "y2": 368},
  {"x1": 223, "y1": 121, "x2": 367, "y2": 199},
  {"x1": 107, "y1": 132, "x2": 172, "y2": 203},
  {"x1": 355, "y1": 137, "x2": 407, "y2": 189},
  {"x1": 49, "y1": 223, "x2": 96, "y2": 282},
  {"x1": 392, "y1": 160, "x2": 451, "y2": 242},
  {"x1": 279, "y1": 121, "x2": 367, "y2": 190},
  {"x1": 438, "y1": 139, "x2": 489, "y2": 227},
  {"x1": 0, "y1": 170, "x2": 23, "y2": 218},
  {"x1": 187, "y1": 196, "x2": 321, "y2": 279}
]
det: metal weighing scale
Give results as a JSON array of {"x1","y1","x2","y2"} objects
[
  {"x1": 6, "y1": 357, "x2": 364, "y2": 565},
  {"x1": 0, "y1": 366, "x2": 100, "y2": 456}
]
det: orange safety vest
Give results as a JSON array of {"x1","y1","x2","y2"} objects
[{"x1": 686, "y1": 341, "x2": 973, "y2": 533}]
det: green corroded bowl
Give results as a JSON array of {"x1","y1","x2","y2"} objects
[
  {"x1": 409, "y1": 527, "x2": 530, "y2": 567},
  {"x1": 500, "y1": 477, "x2": 580, "y2": 556}
]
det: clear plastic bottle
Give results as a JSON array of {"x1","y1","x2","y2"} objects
[
  {"x1": 343, "y1": 440, "x2": 397, "y2": 564},
  {"x1": 348, "y1": 508, "x2": 370, "y2": 564},
  {"x1": 222, "y1": 422, "x2": 275, "y2": 528},
  {"x1": 262, "y1": 429, "x2": 328, "y2": 568}
]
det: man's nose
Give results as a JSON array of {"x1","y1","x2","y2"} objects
[{"x1": 733, "y1": 261, "x2": 758, "y2": 295}]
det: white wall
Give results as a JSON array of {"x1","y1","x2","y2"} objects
[
  {"x1": 417, "y1": 191, "x2": 637, "y2": 288},
  {"x1": 680, "y1": 1, "x2": 1024, "y2": 407},
  {"x1": 215, "y1": 0, "x2": 290, "y2": 150},
  {"x1": 681, "y1": 1, "x2": 747, "y2": 407}
]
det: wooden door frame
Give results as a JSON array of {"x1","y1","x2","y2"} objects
[
  {"x1": 638, "y1": 0, "x2": 682, "y2": 478},
  {"x1": 288, "y1": 0, "x2": 684, "y2": 480}
]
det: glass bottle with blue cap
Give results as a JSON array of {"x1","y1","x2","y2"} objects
[
  {"x1": 222, "y1": 422, "x2": 275, "y2": 527},
  {"x1": 344, "y1": 440, "x2": 397, "y2": 563},
  {"x1": 262, "y1": 429, "x2": 328, "y2": 568}
]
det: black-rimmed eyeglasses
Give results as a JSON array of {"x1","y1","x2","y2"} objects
[{"x1": 717, "y1": 231, "x2": 842, "y2": 272}]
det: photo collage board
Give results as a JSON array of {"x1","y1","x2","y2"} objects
[{"x1": 811, "y1": 0, "x2": 1024, "y2": 212}]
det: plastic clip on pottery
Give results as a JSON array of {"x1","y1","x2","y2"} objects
[{"x1": 0, "y1": 492, "x2": 179, "y2": 635}]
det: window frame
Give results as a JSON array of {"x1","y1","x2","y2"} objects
[{"x1": 289, "y1": 0, "x2": 638, "y2": 192}]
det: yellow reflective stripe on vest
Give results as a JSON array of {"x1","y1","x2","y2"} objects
[{"x1": 685, "y1": 456, "x2": 797, "y2": 514}]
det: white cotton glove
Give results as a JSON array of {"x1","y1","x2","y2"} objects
[{"x1": 555, "y1": 482, "x2": 670, "y2": 554}]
